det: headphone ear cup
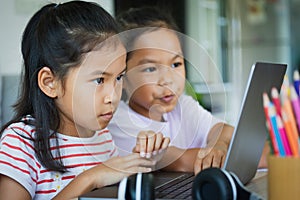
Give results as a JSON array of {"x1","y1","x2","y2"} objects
[
  {"x1": 126, "y1": 174, "x2": 138, "y2": 200},
  {"x1": 140, "y1": 173, "x2": 154, "y2": 200},
  {"x1": 124, "y1": 173, "x2": 155, "y2": 200},
  {"x1": 192, "y1": 167, "x2": 236, "y2": 200}
]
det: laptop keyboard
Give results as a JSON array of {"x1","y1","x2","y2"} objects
[{"x1": 155, "y1": 173, "x2": 194, "y2": 199}]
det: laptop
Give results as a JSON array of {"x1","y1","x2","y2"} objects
[{"x1": 79, "y1": 62, "x2": 287, "y2": 199}]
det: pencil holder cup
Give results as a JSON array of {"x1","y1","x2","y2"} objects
[{"x1": 268, "y1": 155, "x2": 300, "y2": 200}]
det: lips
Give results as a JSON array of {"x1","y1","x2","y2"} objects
[
  {"x1": 160, "y1": 94, "x2": 175, "y2": 103},
  {"x1": 100, "y1": 111, "x2": 113, "y2": 121}
]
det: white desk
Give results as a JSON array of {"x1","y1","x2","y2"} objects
[{"x1": 246, "y1": 170, "x2": 268, "y2": 199}]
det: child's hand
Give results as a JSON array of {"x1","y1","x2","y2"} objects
[
  {"x1": 134, "y1": 131, "x2": 170, "y2": 160},
  {"x1": 90, "y1": 153, "x2": 156, "y2": 188},
  {"x1": 193, "y1": 140, "x2": 228, "y2": 174}
]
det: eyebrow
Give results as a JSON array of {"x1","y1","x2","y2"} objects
[
  {"x1": 137, "y1": 53, "x2": 183, "y2": 65},
  {"x1": 89, "y1": 66, "x2": 127, "y2": 76}
]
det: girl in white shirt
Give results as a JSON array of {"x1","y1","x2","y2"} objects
[{"x1": 108, "y1": 6, "x2": 235, "y2": 174}]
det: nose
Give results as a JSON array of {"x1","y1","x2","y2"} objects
[
  {"x1": 158, "y1": 67, "x2": 173, "y2": 86},
  {"x1": 104, "y1": 95, "x2": 112, "y2": 104},
  {"x1": 103, "y1": 85, "x2": 122, "y2": 105}
]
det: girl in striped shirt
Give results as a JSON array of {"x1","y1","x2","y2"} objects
[{"x1": 0, "y1": 1, "x2": 169, "y2": 200}]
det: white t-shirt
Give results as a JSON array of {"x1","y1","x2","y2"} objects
[
  {"x1": 0, "y1": 116, "x2": 118, "y2": 199},
  {"x1": 108, "y1": 94, "x2": 223, "y2": 156}
]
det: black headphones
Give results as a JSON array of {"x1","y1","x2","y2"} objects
[
  {"x1": 192, "y1": 167, "x2": 263, "y2": 200},
  {"x1": 118, "y1": 173, "x2": 154, "y2": 200},
  {"x1": 118, "y1": 168, "x2": 263, "y2": 200}
]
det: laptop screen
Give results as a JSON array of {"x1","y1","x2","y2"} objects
[{"x1": 223, "y1": 62, "x2": 287, "y2": 184}]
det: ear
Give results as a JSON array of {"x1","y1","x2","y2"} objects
[{"x1": 38, "y1": 67, "x2": 58, "y2": 98}]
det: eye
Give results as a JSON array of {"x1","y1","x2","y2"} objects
[
  {"x1": 171, "y1": 62, "x2": 182, "y2": 68},
  {"x1": 116, "y1": 73, "x2": 125, "y2": 82},
  {"x1": 143, "y1": 66, "x2": 157, "y2": 73},
  {"x1": 93, "y1": 77, "x2": 104, "y2": 85}
]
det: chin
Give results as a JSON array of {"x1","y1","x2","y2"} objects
[
  {"x1": 162, "y1": 104, "x2": 176, "y2": 113},
  {"x1": 94, "y1": 121, "x2": 108, "y2": 131}
]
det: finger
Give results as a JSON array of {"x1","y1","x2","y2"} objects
[
  {"x1": 161, "y1": 137, "x2": 170, "y2": 149},
  {"x1": 134, "y1": 139, "x2": 140, "y2": 153},
  {"x1": 137, "y1": 131, "x2": 147, "y2": 157},
  {"x1": 154, "y1": 133, "x2": 163, "y2": 151},
  {"x1": 202, "y1": 156, "x2": 213, "y2": 170},
  {"x1": 212, "y1": 155, "x2": 222, "y2": 168},
  {"x1": 101, "y1": 155, "x2": 137, "y2": 171},
  {"x1": 220, "y1": 155, "x2": 225, "y2": 167},
  {"x1": 125, "y1": 153, "x2": 156, "y2": 167},
  {"x1": 145, "y1": 131, "x2": 156, "y2": 156},
  {"x1": 112, "y1": 155, "x2": 156, "y2": 173},
  {"x1": 117, "y1": 166, "x2": 153, "y2": 174},
  {"x1": 128, "y1": 166, "x2": 153, "y2": 174},
  {"x1": 197, "y1": 148, "x2": 210, "y2": 159},
  {"x1": 194, "y1": 159, "x2": 202, "y2": 175}
]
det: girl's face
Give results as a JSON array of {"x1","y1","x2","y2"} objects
[
  {"x1": 125, "y1": 29, "x2": 186, "y2": 121},
  {"x1": 55, "y1": 42, "x2": 126, "y2": 137}
]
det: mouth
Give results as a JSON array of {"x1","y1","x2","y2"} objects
[
  {"x1": 100, "y1": 111, "x2": 113, "y2": 121},
  {"x1": 160, "y1": 94, "x2": 175, "y2": 103}
]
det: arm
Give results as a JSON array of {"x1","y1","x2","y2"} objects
[
  {"x1": 159, "y1": 147, "x2": 199, "y2": 172},
  {"x1": 155, "y1": 123, "x2": 234, "y2": 173},
  {"x1": 194, "y1": 123, "x2": 234, "y2": 174},
  {"x1": 0, "y1": 175, "x2": 31, "y2": 200},
  {"x1": 193, "y1": 123, "x2": 269, "y2": 173},
  {"x1": 155, "y1": 123, "x2": 269, "y2": 173},
  {"x1": 53, "y1": 154, "x2": 155, "y2": 200},
  {"x1": 0, "y1": 154, "x2": 155, "y2": 200}
]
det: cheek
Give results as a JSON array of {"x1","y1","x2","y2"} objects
[
  {"x1": 73, "y1": 88, "x2": 96, "y2": 113},
  {"x1": 174, "y1": 68, "x2": 186, "y2": 81},
  {"x1": 174, "y1": 69, "x2": 186, "y2": 89},
  {"x1": 130, "y1": 86, "x2": 152, "y2": 102},
  {"x1": 113, "y1": 84, "x2": 123, "y2": 102}
]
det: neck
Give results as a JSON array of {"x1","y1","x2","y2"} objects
[{"x1": 129, "y1": 102, "x2": 165, "y2": 122}]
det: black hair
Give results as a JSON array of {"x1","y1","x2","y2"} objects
[
  {"x1": 117, "y1": 6, "x2": 179, "y2": 31},
  {"x1": 116, "y1": 6, "x2": 181, "y2": 60},
  {"x1": 0, "y1": 1, "x2": 119, "y2": 172}
]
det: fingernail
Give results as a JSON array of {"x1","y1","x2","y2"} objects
[
  {"x1": 140, "y1": 152, "x2": 146, "y2": 157},
  {"x1": 152, "y1": 151, "x2": 157, "y2": 155},
  {"x1": 146, "y1": 153, "x2": 151, "y2": 158}
]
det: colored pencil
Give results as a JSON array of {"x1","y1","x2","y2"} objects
[
  {"x1": 281, "y1": 74, "x2": 290, "y2": 98},
  {"x1": 293, "y1": 70, "x2": 300, "y2": 96},
  {"x1": 262, "y1": 93, "x2": 279, "y2": 156},
  {"x1": 268, "y1": 103, "x2": 286, "y2": 156},
  {"x1": 281, "y1": 89, "x2": 299, "y2": 138},
  {"x1": 276, "y1": 115, "x2": 292, "y2": 156},
  {"x1": 290, "y1": 84, "x2": 300, "y2": 133},
  {"x1": 282, "y1": 110, "x2": 299, "y2": 157},
  {"x1": 271, "y1": 87, "x2": 281, "y2": 117}
]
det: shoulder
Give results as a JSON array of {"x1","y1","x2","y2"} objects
[
  {"x1": 0, "y1": 118, "x2": 39, "y2": 198},
  {"x1": 0, "y1": 119, "x2": 36, "y2": 159},
  {"x1": 1, "y1": 119, "x2": 36, "y2": 142},
  {"x1": 179, "y1": 94, "x2": 199, "y2": 105}
]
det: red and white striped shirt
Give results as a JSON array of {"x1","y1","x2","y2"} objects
[{"x1": 0, "y1": 117, "x2": 118, "y2": 199}]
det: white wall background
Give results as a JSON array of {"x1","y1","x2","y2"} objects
[{"x1": 0, "y1": 0, "x2": 114, "y2": 76}]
